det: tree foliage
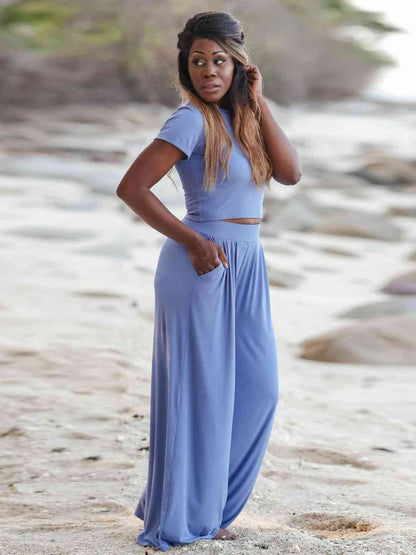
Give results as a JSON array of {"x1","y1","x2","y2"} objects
[{"x1": 0, "y1": 0, "x2": 403, "y2": 106}]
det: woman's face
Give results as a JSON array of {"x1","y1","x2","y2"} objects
[{"x1": 188, "y1": 38, "x2": 234, "y2": 105}]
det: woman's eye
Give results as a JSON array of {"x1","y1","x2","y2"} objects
[{"x1": 192, "y1": 58, "x2": 226, "y2": 66}]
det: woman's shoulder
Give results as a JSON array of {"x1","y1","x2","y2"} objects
[
  {"x1": 155, "y1": 101, "x2": 205, "y2": 160},
  {"x1": 173, "y1": 101, "x2": 204, "y2": 123},
  {"x1": 161, "y1": 101, "x2": 205, "y2": 132}
]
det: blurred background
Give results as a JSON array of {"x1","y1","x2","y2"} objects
[
  {"x1": 1, "y1": 1, "x2": 416, "y2": 553},
  {"x1": 0, "y1": 0, "x2": 413, "y2": 106}
]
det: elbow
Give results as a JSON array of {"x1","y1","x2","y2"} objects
[
  {"x1": 116, "y1": 182, "x2": 127, "y2": 199},
  {"x1": 273, "y1": 156, "x2": 302, "y2": 185},
  {"x1": 117, "y1": 181, "x2": 149, "y2": 202},
  {"x1": 272, "y1": 170, "x2": 302, "y2": 185},
  {"x1": 288, "y1": 170, "x2": 302, "y2": 185},
  {"x1": 279, "y1": 149, "x2": 302, "y2": 185}
]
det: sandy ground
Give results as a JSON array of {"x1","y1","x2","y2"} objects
[{"x1": 0, "y1": 99, "x2": 415, "y2": 554}]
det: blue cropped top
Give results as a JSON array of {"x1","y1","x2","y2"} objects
[{"x1": 154, "y1": 101, "x2": 266, "y2": 222}]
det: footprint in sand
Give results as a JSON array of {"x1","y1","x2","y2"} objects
[
  {"x1": 269, "y1": 444, "x2": 377, "y2": 470},
  {"x1": 288, "y1": 511, "x2": 382, "y2": 539},
  {"x1": 295, "y1": 447, "x2": 377, "y2": 470},
  {"x1": 67, "y1": 431, "x2": 97, "y2": 440},
  {"x1": 262, "y1": 470, "x2": 366, "y2": 488},
  {"x1": 82, "y1": 414, "x2": 112, "y2": 422}
]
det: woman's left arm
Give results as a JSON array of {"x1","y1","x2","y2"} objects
[
  {"x1": 245, "y1": 64, "x2": 302, "y2": 185},
  {"x1": 257, "y1": 95, "x2": 302, "y2": 185}
]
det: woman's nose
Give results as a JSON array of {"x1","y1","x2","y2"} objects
[{"x1": 203, "y1": 62, "x2": 217, "y2": 77}]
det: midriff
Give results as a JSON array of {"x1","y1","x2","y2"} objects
[{"x1": 221, "y1": 218, "x2": 262, "y2": 224}]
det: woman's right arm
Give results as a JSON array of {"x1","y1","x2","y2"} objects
[
  {"x1": 116, "y1": 138, "x2": 204, "y2": 249},
  {"x1": 116, "y1": 139, "x2": 227, "y2": 271}
]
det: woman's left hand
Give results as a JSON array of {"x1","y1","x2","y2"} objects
[{"x1": 244, "y1": 64, "x2": 263, "y2": 99}]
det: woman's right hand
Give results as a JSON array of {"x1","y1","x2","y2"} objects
[{"x1": 187, "y1": 236, "x2": 228, "y2": 276}]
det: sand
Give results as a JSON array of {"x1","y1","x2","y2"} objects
[{"x1": 0, "y1": 99, "x2": 415, "y2": 554}]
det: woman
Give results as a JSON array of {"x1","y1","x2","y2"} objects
[{"x1": 117, "y1": 11, "x2": 301, "y2": 552}]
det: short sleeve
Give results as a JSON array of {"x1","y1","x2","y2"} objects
[{"x1": 154, "y1": 104, "x2": 204, "y2": 160}]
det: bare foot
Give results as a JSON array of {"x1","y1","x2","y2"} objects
[{"x1": 213, "y1": 528, "x2": 237, "y2": 540}]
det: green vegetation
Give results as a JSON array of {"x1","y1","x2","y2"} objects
[
  {"x1": 0, "y1": 0, "x2": 403, "y2": 106},
  {"x1": 320, "y1": 0, "x2": 401, "y2": 33},
  {"x1": 0, "y1": 0, "x2": 122, "y2": 55}
]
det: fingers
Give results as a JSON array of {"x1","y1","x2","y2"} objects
[{"x1": 217, "y1": 246, "x2": 229, "y2": 269}]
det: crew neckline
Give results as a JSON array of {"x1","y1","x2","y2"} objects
[
  {"x1": 186, "y1": 101, "x2": 231, "y2": 114},
  {"x1": 219, "y1": 108, "x2": 232, "y2": 117}
]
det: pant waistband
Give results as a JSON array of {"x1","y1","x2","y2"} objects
[{"x1": 182, "y1": 216, "x2": 261, "y2": 242}]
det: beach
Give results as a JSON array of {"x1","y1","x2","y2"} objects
[{"x1": 1, "y1": 98, "x2": 415, "y2": 554}]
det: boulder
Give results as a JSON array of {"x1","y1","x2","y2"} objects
[
  {"x1": 381, "y1": 270, "x2": 416, "y2": 295},
  {"x1": 267, "y1": 265, "x2": 304, "y2": 288},
  {"x1": 339, "y1": 297, "x2": 416, "y2": 319},
  {"x1": 263, "y1": 193, "x2": 320, "y2": 232},
  {"x1": 298, "y1": 314, "x2": 416, "y2": 365},
  {"x1": 388, "y1": 205, "x2": 416, "y2": 218},
  {"x1": 312, "y1": 211, "x2": 402, "y2": 242},
  {"x1": 263, "y1": 193, "x2": 403, "y2": 242},
  {"x1": 349, "y1": 156, "x2": 416, "y2": 186}
]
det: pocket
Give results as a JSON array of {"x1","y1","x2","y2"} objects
[{"x1": 196, "y1": 262, "x2": 224, "y2": 278}]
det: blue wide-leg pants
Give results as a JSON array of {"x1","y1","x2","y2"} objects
[{"x1": 134, "y1": 216, "x2": 279, "y2": 551}]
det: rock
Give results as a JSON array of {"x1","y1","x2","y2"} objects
[
  {"x1": 310, "y1": 171, "x2": 372, "y2": 192},
  {"x1": 381, "y1": 270, "x2": 416, "y2": 295},
  {"x1": 318, "y1": 245, "x2": 359, "y2": 258},
  {"x1": 312, "y1": 211, "x2": 403, "y2": 242},
  {"x1": 4, "y1": 225, "x2": 96, "y2": 241},
  {"x1": 388, "y1": 205, "x2": 416, "y2": 218},
  {"x1": 263, "y1": 193, "x2": 321, "y2": 232},
  {"x1": 267, "y1": 265, "x2": 304, "y2": 288},
  {"x1": 298, "y1": 314, "x2": 416, "y2": 365},
  {"x1": 339, "y1": 296, "x2": 416, "y2": 319},
  {"x1": 302, "y1": 264, "x2": 338, "y2": 273},
  {"x1": 0, "y1": 153, "x2": 123, "y2": 195},
  {"x1": 264, "y1": 243, "x2": 297, "y2": 256},
  {"x1": 263, "y1": 192, "x2": 403, "y2": 242},
  {"x1": 349, "y1": 156, "x2": 416, "y2": 186}
]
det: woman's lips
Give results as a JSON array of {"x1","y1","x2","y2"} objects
[{"x1": 202, "y1": 84, "x2": 220, "y2": 92}]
